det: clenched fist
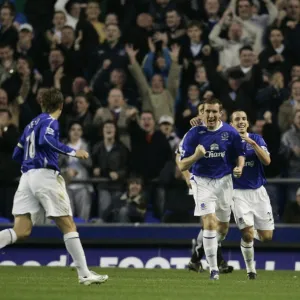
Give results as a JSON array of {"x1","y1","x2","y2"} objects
[{"x1": 194, "y1": 145, "x2": 206, "y2": 159}]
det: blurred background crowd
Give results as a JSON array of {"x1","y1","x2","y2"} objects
[{"x1": 1, "y1": 0, "x2": 300, "y2": 224}]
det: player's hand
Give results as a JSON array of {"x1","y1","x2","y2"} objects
[
  {"x1": 241, "y1": 135, "x2": 256, "y2": 146},
  {"x1": 93, "y1": 168, "x2": 101, "y2": 177},
  {"x1": 194, "y1": 145, "x2": 206, "y2": 159},
  {"x1": 233, "y1": 166, "x2": 243, "y2": 178},
  {"x1": 109, "y1": 171, "x2": 119, "y2": 181},
  {"x1": 190, "y1": 116, "x2": 202, "y2": 127},
  {"x1": 75, "y1": 149, "x2": 89, "y2": 160}
]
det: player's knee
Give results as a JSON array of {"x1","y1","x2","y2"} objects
[
  {"x1": 53, "y1": 216, "x2": 77, "y2": 234},
  {"x1": 242, "y1": 230, "x2": 254, "y2": 243},
  {"x1": 13, "y1": 226, "x2": 32, "y2": 240},
  {"x1": 260, "y1": 231, "x2": 273, "y2": 242},
  {"x1": 218, "y1": 222, "x2": 229, "y2": 237}
]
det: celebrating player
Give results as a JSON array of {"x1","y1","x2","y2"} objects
[
  {"x1": 230, "y1": 111, "x2": 274, "y2": 279},
  {"x1": 0, "y1": 88, "x2": 108, "y2": 285},
  {"x1": 177, "y1": 98, "x2": 245, "y2": 280},
  {"x1": 178, "y1": 103, "x2": 233, "y2": 274}
]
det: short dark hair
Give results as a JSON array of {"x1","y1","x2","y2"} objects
[
  {"x1": 62, "y1": 25, "x2": 74, "y2": 31},
  {"x1": 239, "y1": 45, "x2": 253, "y2": 55},
  {"x1": 41, "y1": 88, "x2": 64, "y2": 113},
  {"x1": 0, "y1": 42, "x2": 12, "y2": 49},
  {"x1": 187, "y1": 20, "x2": 203, "y2": 31},
  {"x1": 128, "y1": 176, "x2": 143, "y2": 187},
  {"x1": 68, "y1": 120, "x2": 82, "y2": 132},
  {"x1": 141, "y1": 110, "x2": 155, "y2": 119},
  {"x1": 75, "y1": 92, "x2": 89, "y2": 103},
  {"x1": 1, "y1": 4, "x2": 15, "y2": 18},
  {"x1": 0, "y1": 108, "x2": 12, "y2": 119},
  {"x1": 203, "y1": 98, "x2": 223, "y2": 111},
  {"x1": 229, "y1": 110, "x2": 248, "y2": 122}
]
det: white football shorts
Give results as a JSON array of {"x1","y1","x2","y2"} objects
[
  {"x1": 232, "y1": 186, "x2": 274, "y2": 230},
  {"x1": 190, "y1": 174, "x2": 233, "y2": 222},
  {"x1": 12, "y1": 169, "x2": 72, "y2": 224}
]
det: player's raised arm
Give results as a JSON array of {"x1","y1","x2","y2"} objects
[
  {"x1": 242, "y1": 135, "x2": 271, "y2": 166},
  {"x1": 12, "y1": 132, "x2": 26, "y2": 164},
  {"x1": 177, "y1": 129, "x2": 205, "y2": 172}
]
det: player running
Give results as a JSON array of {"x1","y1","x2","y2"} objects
[
  {"x1": 230, "y1": 111, "x2": 274, "y2": 279},
  {"x1": 177, "y1": 103, "x2": 233, "y2": 274},
  {"x1": 177, "y1": 98, "x2": 245, "y2": 280},
  {"x1": 0, "y1": 88, "x2": 108, "y2": 286}
]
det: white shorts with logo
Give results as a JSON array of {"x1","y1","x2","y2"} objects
[
  {"x1": 232, "y1": 186, "x2": 274, "y2": 230},
  {"x1": 190, "y1": 174, "x2": 233, "y2": 222},
  {"x1": 12, "y1": 169, "x2": 72, "y2": 224}
]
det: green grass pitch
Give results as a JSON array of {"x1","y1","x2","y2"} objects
[{"x1": 0, "y1": 267, "x2": 299, "y2": 300}]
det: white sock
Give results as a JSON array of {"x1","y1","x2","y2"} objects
[
  {"x1": 0, "y1": 229, "x2": 17, "y2": 249},
  {"x1": 254, "y1": 230, "x2": 261, "y2": 241},
  {"x1": 195, "y1": 229, "x2": 203, "y2": 252},
  {"x1": 64, "y1": 232, "x2": 90, "y2": 277},
  {"x1": 203, "y1": 229, "x2": 218, "y2": 272},
  {"x1": 241, "y1": 239, "x2": 256, "y2": 273}
]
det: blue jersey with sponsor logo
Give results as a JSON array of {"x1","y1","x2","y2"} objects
[
  {"x1": 12, "y1": 113, "x2": 76, "y2": 173},
  {"x1": 180, "y1": 122, "x2": 244, "y2": 179},
  {"x1": 233, "y1": 133, "x2": 268, "y2": 189}
]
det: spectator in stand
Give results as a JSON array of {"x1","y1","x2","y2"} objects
[
  {"x1": 127, "y1": 110, "x2": 172, "y2": 218},
  {"x1": 85, "y1": 0, "x2": 105, "y2": 44},
  {"x1": 163, "y1": 9, "x2": 186, "y2": 45},
  {"x1": 193, "y1": 65, "x2": 213, "y2": 99},
  {"x1": 45, "y1": 10, "x2": 67, "y2": 47},
  {"x1": 201, "y1": 0, "x2": 222, "y2": 33},
  {"x1": 0, "y1": 43, "x2": 16, "y2": 86},
  {"x1": 291, "y1": 64, "x2": 300, "y2": 81},
  {"x1": 116, "y1": 177, "x2": 147, "y2": 223},
  {"x1": 159, "y1": 115, "x2": 180, "y2": 153},
  {"x1": 126, "y1": 44, "x2": 181, "y2": 122},
  {"x1": 105, "y1": 13, "x2": 118, "y2": 26},
  {"x1": 60, "y1": 121, "x2": 92, "y2": 221},
  {"x1": 88, "y1": 24, "x2": 126, "y2": 80},
  {"x1": 278, "y1": 79, "x2": 300, "y2": 132},
  {"x1": 93, "y1": 88, "x2": 136, "y2": 150},
  {"x1": 92, "y1": 120, "x2": 129, "y2": 222},
  {"x1": 209, "y1": 8, "x2": 262, "y2": 71},
  {"x1": 0, "y1": 108, "x2": 19, "y2": 220},
  {"x1": 54, "y1": 0, "x2": 81, "y2": 29},
  {"x1": 283, "y1": 188, "x2": 300, "y2": 223},
  {"x1": 259, "y1": 27, "x2": 293, "y2": 84},
  {"x1": 256, "y1": 71, "x2": 289, "y2": 120},
  {"x1": 0, "y1": 4, "x2": 18, "y2": 48}
]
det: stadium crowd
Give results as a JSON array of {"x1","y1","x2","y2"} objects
[{"x1": 0, "y1": 0, "x2": 300, "y2": 223}]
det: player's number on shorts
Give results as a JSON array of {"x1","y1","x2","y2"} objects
[{"x1": 25, "y1": 131, "x2": 36, "y2": 159}]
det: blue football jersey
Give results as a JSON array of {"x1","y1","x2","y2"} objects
[
  {"x1": 12, "y1": 113, "x2": 76, "y2": 173},
  {"x1": 180, "y1": 122, "x2": 244, "y2": 179},
  {"x1": 233, "y1": 133, "x2": 268, "y2": 189}
]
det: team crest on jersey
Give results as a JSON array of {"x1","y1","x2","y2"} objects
[
  {"x1": 210, "y1": 143, "x2": 219, "y2": 151},
  {"x1": 246, "y1": 143, "x2": 253, "y2": 150},
  {"x1": 221, "y1": 132, "x2": 229, "y2": 141}
]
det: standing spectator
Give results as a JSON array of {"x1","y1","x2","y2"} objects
[
  {"x1": 159, "y1": 115, "x2": 180, "y2": 152},
  {"x1": 283, "y1": 188, "x2": 300, "y2": 222},
  {"x1": 126, "y1": 44, "x2": 181, "y2": 122},
  {"x1": 127, "y1": 110, "x2": 173, "y2": 218},
  {"x1": 278, "y1": 79, "x2": 300, "y2": 132},
  {"x1": 92, "y1": 120, "x2": 129, "y2": 222},
  {"x1": 117, "y1": 177, "x2": 147, "y2": 223},
  {"x1": 60, "y1": 121, "x2": 92, "y2": 221},
  {"x1": 209, "y1": 9, "x2": 262, "y2": 71},
  {"x1": 164, "y1": 9, "x2": 186, "y2": 45},
  {"x1": 0, "y1": 43, "x2": 16, "y2": 86},
  {"x1": 0, "y1": 108, "x2": 19, "y2": 220},
  {"x1": 54, "y1": 0, "x2": 81, "y2": 29},
  {"x1": 0, "y1": 4, "x2": 18, "y2": 48},
  {"x1": 93, "y1": 88, "x2": 136, "y2": 149},
  {"x1": 45, "y1": 11, "x2": 67, "y2": 47}
]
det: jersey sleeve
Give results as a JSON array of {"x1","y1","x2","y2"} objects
[
  {"x1": 39, "y1": 119, "x2": 76, "y2": 156},
  {"x1": 179, "y1": 129, "x2": 197, "y2": 160},
  {"x1": 257, "y1": 136, "x2": 270, "y2": 154},
  {"x1": 12, "y1": 131, "x2": 26, "y2": 163}
]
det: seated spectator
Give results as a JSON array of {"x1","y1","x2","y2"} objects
[
  {"x1": 93, "y1": 88, "x2": 136, "y2": 149},
  {"x1": 209, "y1": 9, "x2": 262, "y2": 72},
  {"x1": 92, "y1": 120, "x2": 129, "y2": 222},
  {"x1": 278, "y1": 79, "x2": 300, "y2": 132},
  {"x1": 60, "y1": 121, "x2": 92, "y2": 221},
  {"x1": 116, "y1": 177, "x2": 147, "y2": 223},
  {"x1": 159, "y1": 115, "x2": 180, "y2": 153},
  {"x1": 0, "y1": 108, "x2": 19, "y2": 220},
  {"x1": 283, "y1": 187, "x2": 300, "y2": 223},
  {"x1": 126, "y1": 44, "x2": 181, "y2": 122},
  {"x1": 0, "y1": 4, "x2": 18, "y2": 48}
]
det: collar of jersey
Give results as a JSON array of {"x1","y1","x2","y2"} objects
[{"x1": 207, "y1": 121, "x2": 223, "y2": 132}]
